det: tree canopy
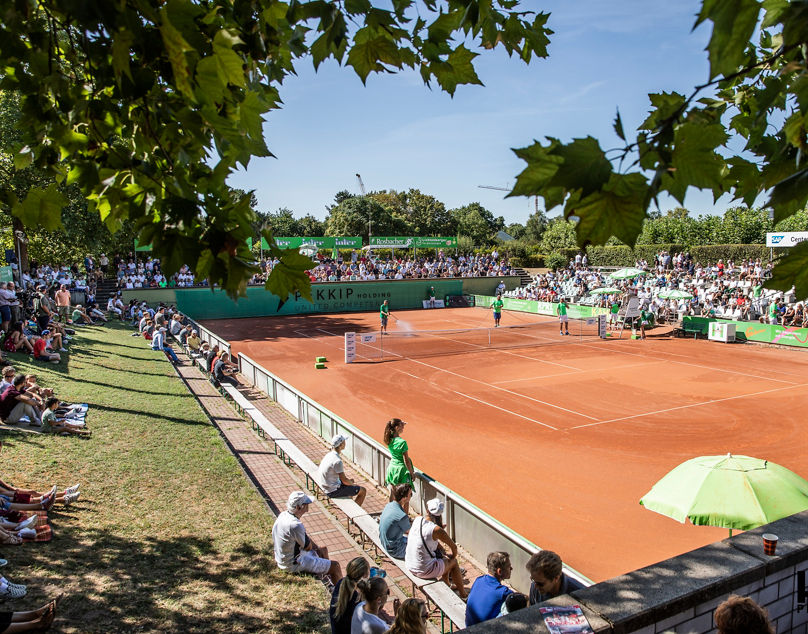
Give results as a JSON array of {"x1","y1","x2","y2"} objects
[
  {"x1": 509, "y1": 1, "x2": 808, "y2": 295},
  {"x1": 0, "y1": 0, "x2": 550, "y2": 300}
]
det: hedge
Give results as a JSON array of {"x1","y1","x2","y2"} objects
[{"x1": 550, "y1": 244, "x2": 770, "y2": 268}]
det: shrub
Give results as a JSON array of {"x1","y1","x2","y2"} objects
[{"x1": 545, "y1": 252, "x2": 567, "y2": 271}]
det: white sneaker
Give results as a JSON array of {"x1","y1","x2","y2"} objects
[
  {"x1": 18, "y1": 528, "x2": 36, "y2": 540},
  {"x1": 59, "y1": 348, "x2": 68, "y2": 352},
  {"x1": 65, "y1": 483, "x2": 80, "y2": 495},
  {"x1": 15, "y1": 515, "x2": 38, "y2": 531},
  {"x1": 63, "y1": 491, "x2": 80, "y2": 506}
]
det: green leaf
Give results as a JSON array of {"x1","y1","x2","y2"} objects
[
  {"x1": 431, "y1": 45, "x2": 482, "y2": 96},
  {"x1": 784, "y1": 111, "x2": 807, "y2": 150},
  {"x1": 766, "y1": 240, "x2": 808, "y2": 298},
  {"x1": 264, "y1": 247, "x2": 315, "y2": 305},
  {"x1": 769, "y1": 168, "x2": 808, "y2": 223},
  {"x1": 195, "y1": 57, "x2": 226, "y2": 103},
  {"x1": 213, "y1": 30, "x2": 247, "y2": 88},
  {"x1": 111, "y1": 28, "x2": 135, "y2": 82},
  {"x1": 569, "y1": 172, "x2": 649, "y2": 247},
  {"x1": 664, "y1": 121, "x2": 728, "y2": 203},
  {"x1": 13, "y1": 145, "x2": 32, "y2": 170},
  {"x1": 613, "y1": 109, "x2": 625, "y2": 141},
  {"x1": 160, "y1": 10, "x2": 195, "y2": 100},
  {"x1": 639, "y1": 92, "x2": 687, "y2": 131},
  {"x1": 695, "y1": 0, "x2": 760, "y2": 79},
  {"x1": 12, "y1": 184, "x2": 66, "y2": 231},
  {"x1": 346, "y1": 27, "x2": 403, "y2": 82}
]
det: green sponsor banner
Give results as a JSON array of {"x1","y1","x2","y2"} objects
[
  {"x1": 369, "y1": 236, "x2": 457, "y2": 248},
  {"x1": 474, "y1": 295, "x2": 608, "y2": 320},
  {"x1": 0, "y1": 266, "x2": 13, "y2": 283},
  {"x1": 170, "y1": 279, "x2": 465, "y2": 319},
  {"x1": 134, "y1": 239, "x2": 152, "y2": 252},
  {"x1": 684, "y1": 316, "x2": 808, "y2": 348},
  {"x1": 260, "y1": 236, "x2": 361, "y2": 250},
  {"x1": 415, "y1": 236, "x2": 458, "y2": 248}
]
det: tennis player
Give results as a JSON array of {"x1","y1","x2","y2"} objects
[
  {"x1": 380, "y1": 299, "x2": 390, "y2": 334},
  {"x1": 557, "y1": 298, "x2": 569, "y2": 335},
  {"x1": 492, "y1": 293, "x2": 504, "y2": 327}
]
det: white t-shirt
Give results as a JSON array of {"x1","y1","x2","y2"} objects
[
  {"x1": 271, "y1": 510, "x2": 307, "y2": 569},
  {"x1": 317, "y1": 450, "x2": 344, "y2": 494},
  {"x1": 350, "y1": 603, "x2": 388, "y2": 634},
  {"x1": 405, "y1": 517, "x2": 440, "y2": 575}
]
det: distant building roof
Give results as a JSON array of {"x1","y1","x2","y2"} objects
[{"x1": 495, "y1": 230, "x2": 515, "y2": 242}]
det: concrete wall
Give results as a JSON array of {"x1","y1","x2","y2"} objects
[{"x1": 468, "y1": 510, "x2": 808, "y2": 633}]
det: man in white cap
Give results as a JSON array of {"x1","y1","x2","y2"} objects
[
  {"x1": 272, "y1": 490, "x2": 342, "y2": 585},
  {"x1": 404, "y1": 497, "x2": 467, "y2": 598},
  {"x1": 316, "y1": 434, "x2": 366, "y2": 506}
]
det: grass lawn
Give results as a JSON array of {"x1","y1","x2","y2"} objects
[{"x1": 0, "y1": 322, "x2": 328, "y2": 632}]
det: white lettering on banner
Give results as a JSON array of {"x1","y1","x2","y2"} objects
[
  {"x1": 360, "y1": 334, "x2": 376, "y2": 343},
  {"x1": 421, "y1": 299, "x2": 446, "y2": 308},
  {"x1": 766, "y1": 231, "x2": 808, "y2": 247},
  {"x1": 344, "y1": 332, "x2": 356, "y2": 363}
]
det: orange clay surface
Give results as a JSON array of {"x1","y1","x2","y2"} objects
[{"x1": 202, "y1": 307, "x2": 808, "y2": 583}]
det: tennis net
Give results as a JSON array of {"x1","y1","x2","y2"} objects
[{"x1": 344, "y1": 315, "x2": 605, "y2": 362}]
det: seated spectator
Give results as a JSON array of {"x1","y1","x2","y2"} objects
[
  {"x1": 186, "y1": 330, "x2": 201, "y2": 355},
  {"x1": 151, "y1": 327, "x2": 180, "y2": 365},
  {"x1": 387, "y1": 598, "x2": 428, "y2": 634},
  {"x1": 0, "y1": 375, "x2": 42, "y2": 425},
  {"x1": 42, "y1": 397, "x2": 91, "y2": 437},
  {"x1": 379, "y1": 484, "x2": 411, "y2": 559},
  {"x1": 271, "y1": 491, "x2": 341, "y2": 586},
  {"x1": 213, "y1": 352, "x2": 239, "y2": 386},
  {"x1": 465, "y1": 552, "x2": 514, "y2": 626},
  {"x1": 71, "y1": 304, "x2": 94, "y2": 325},
  {"x1": 169, "y1": 313, "x2": 184, "y2": 336},
  {"x1": 205, "y1": 344, "x2": 219, "y2": 372},
  {"x1": 0, "y1": 368, "x2": 14, "y2": 393},
  {"x1": 499, "y1": 592, "x2": 528, "y2": 617},
  {"x1": 404, "y1": 498, "x2": 467, "y2": 598},
  {"x1": 3, "y1": 323, "x2": 33, "y2": 355},
  {"x1": 87, "y1": 302, "x2": 108, "y2": 322},
  {"x1": 714, "y1": 595, "x2": 774, "y2": 634},
  {"x1": 525, "y1": 550, "x2": 584, "y2": 605},
  {"x1": 0, "y1": 478, "x2": 79, "y2": 508},
  {"x1": 107, "y1": 296, "x2": 122, "y2": 319},
  {"x1": 351, "y1": 577, "x2": 394, "y2": 634},
  {"x1": 317, "y1": 434, "x2": 366, "y2": 507},
  {"x1": 179, "y1": 324, "x2": 193, "y2": 345},
  {"x1": 0, "y1": 595, "x2": 59, "y2": 626},
  {"x1": 32, "y1": 332, "x2": 60, "y2": 364},
  {"x1": 330, "y1": 557, "x2": 370, "y2": 634}
]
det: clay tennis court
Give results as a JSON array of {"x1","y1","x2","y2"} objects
[{"x1": 202, "y1": 307, "x2": 808, "y2": 582}]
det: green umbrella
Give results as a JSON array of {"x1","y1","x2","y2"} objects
[
  {"x1": 640, "y1": 454, "x2": 808, "y2": 536},
  {"x1": 658, "y1": 288, "x2": 693, "y2": 300},
  {"x1": 591, "y1": 287, "x2": 622, "y2": 295},
  {"x1": 609, "y1": 267, "x2": 644, "y2": 280}
]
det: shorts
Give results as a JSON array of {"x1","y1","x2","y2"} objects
[
  {"x1": 493, "y1": 312, "x2": 501, "y2": 319},
  {"x1": 381, "y1": 316, "x2": 388, "y2": 326},
  {"x1": 327, "y1": 484, "x2": 361, "y2": 499},
  {"x1": 411, "y1": 556, "x2": 446, "y2": 580},
  {"x1": 558, "y1": 315, "x2": 569, "y2": 323},
  {"x1": 0, "y1": 305, "x2": 10, "y2": 322},
  {"x1": 291, "y1": 549, "x2": 332, "y2": 575}
]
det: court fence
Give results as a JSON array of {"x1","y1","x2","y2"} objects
[{"x1": 237, "y1": 351, "x2": 592, "y2": 594}]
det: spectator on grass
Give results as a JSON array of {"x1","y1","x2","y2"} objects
[
  {"x1": 525, "y1": 550, "x2": 584, "y2": 605},
  {"x1": 0, "y1": 375, "x2": 43, "y2": 425},
  {"x1": 351, "y1": 577, "x2": 395, "y2": 634},
  {"x1": 3, "y1": 324, "x2": 33, "y2": 356},
  {"x1": 387, "y1": 598, "x2": 428, "y2": 634},
  {"x1": 271, "y1": 490, "x2": 342, "y2": 586},
  {"x1": 71, "y1": 304, "x2": 94, "y2": 325},
  {"x1": 330, "y1": 557, "x2": 370, "y2": 634},
  {"x1": 87, "y1": 302, "x2": 108, "y2": 323},
  {"x1": 0, "y1": 594, "x2": 59, "y2": 625},
  {"x1": 33, "y1": 332, "x2": 60, "y2": 364},
  {"x1": 42, "y1": 397, "x2": 91, "y2": 437},
  {"x1": 383, "y1": 418, "x2": 414, "y2": 502},
  {"x1": 714, "y1": 595, "x2": 774, "y2": 634},
  {"x1": 404, "y1": 498, "x2": 467, "y2": 598},
  {"x1": 54, "y1": 284, "x2": 72, "y2": 323},
  {"x1": 213, "y1": 352, "x2": 239, "y2": 387},
  {"x1": 465, "y1": 552, "x2": 514, "y2": 626},
  {"x1": 317, "y1": 434, "x2": 367, "y2": 507},
  {"x1": 379, "y1": 484, "x2": 411, "y2": 559},
  {"x1": 0, "y1": 283, "x2": 17, "y2": 333},
  {"x1": 0, "y1": 478, "x2": 79, "y2": 508},
  {"x1": 0, "y1": 368, "x2": 14, "y2": 393}
]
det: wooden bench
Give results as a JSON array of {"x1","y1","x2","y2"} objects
[
  {"x1": 423, "y1": 582, "x2": 467, "y2": 632},
  {"x1": 673, "y1": 321, "x2": 704, "y2": 339}
]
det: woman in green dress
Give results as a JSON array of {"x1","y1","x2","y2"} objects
[{"x1": 383, "y1": 418, "x2": 414, "y2": 502}]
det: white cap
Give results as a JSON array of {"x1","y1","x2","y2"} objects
[
  {"x1": 287, "y1": 490, "x2": 313, "y2": 511},
  {"x1": 331, "y1": 433, "x2": 347, "y2": 449},
  {"x1": 426, "y1": 497, "x2": 444, "y2": 516}
]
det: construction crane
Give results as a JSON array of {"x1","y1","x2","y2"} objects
[
  {"x1": 356, "y1": 174, "x2": 370, "y2": 238},
  {"x1": 478, "y1": 184, "x2": 540, "y2": 213}
]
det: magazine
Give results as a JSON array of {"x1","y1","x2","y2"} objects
[{"x1": 539, "y1": 605, "x2": 594, "y2": 634}]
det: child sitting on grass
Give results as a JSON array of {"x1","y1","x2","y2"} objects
[
  {"x1": 32, "y1": 332, "x2": 61, "y2": 364},
  {"x1": 42, "y1": 397, "x2": 90, "y2": 437}
]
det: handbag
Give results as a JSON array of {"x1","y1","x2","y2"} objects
[{"x1": 418, "y1": 518, "x2": 444, "y2": 560}]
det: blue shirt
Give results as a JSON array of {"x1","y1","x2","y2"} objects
[
  {"x1": 379, "y1": 502, "x2": 410, "y2": 559},
  {"x1": 465, "y1": 574, "x2": 513, "y2": 626}
]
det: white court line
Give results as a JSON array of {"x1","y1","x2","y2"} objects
[
  {"x1": 452, "y1": 390, "x2": 558, "y2": 431},
  {"x1": 569, "y1": 382, "x2": 808, "y2": 430},
  {"x1": 572, "y1": 340, "x2": 800, "y2": 386},
  {"x1": 493, "y1": 360, "x2": 665, "y2": 385}
]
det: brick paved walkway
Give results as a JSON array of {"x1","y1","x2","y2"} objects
[{"x1": 171, "y1": 350, "x2": 483, "y2": 627}]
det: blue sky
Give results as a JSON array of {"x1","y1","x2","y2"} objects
[{"x1": 230, "y1": 1, "x2": 722, "y2": 227}]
